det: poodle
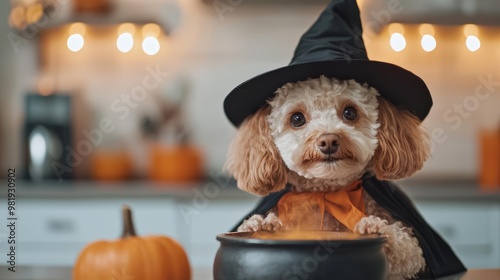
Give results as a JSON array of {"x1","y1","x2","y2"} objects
[{"x1": 225, "y1": 76, "x2": 430, "y2": 280}]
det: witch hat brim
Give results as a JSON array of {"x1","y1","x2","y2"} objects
[{"x1": 224, "y1": 0, "x2": 432, "y2": 127}]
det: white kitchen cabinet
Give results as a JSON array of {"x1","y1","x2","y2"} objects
[
  {"x1": 16, "y1": 198, "x2": 179, "y2": 266},
  {"x1": 178, "y1": 199, "x2": 259, "y2": 268},
  {"x1": 12, "y1": 195, "x2": 258, "y2": 269},
  {"x1": 415, "y1": 201, "x2": 500, "y2": 269}
]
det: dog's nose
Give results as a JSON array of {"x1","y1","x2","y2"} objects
[{"x1": 316, "y1": 134, "x2": 340, "y2": 155}]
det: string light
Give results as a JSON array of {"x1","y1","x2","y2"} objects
[
  {"x1": 419, "y1": 24, "x2": 436, "y2": 52},
  {"x1": 463, "y1": 24, "x2": 478, "y2": 36},
  {"x1": 67, "y1": 34, "x2": 84, "y2": 52},
  {"x1": 421, "y1": 34, "x2": 436, "y2": 52},
  {"x1": 142, "y1": 36, "x2": 160, "y2": 55},
  {"x1": 390, "y1": 33, "x2": 406, "y2": 52},
  {"x1": 388, "y1": 23, "x2": 405, "y2": 52},
  {"x1": 118, "y1": 23, "x2": 136, "y2": 35},
  {"x1": 117, "y1": 33, "x2": 134, "y2": 53},
  {"x1": 67, "y1": 23, "x2": 86, "y2": 52},
  {"x1": 142, "y1": 23, "x2": 161, "y2": 38},
  {"x1": 386, "y1": 23, "x2": 483, "y2": 53},
  {"x1": 463, "y1": 24, "x2": 480, "y2": 52},
  {"x1": 466, "y1": 35, "x2": 480, "y2": 52},
  {"x1": 69, "y1": 22, "x2": 86, "y2": 36}
]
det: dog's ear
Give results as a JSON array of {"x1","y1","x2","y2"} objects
[
  {"x1": 224, "y1": 106, "x2": 288, "y2": 196},
  {"x1": 372, "y1": 98, "x2": 430, "y2": 180}
]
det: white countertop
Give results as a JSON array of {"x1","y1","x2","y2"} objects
[{"x1": 10, "y1": 178, "x2": 500, "y2": 202}]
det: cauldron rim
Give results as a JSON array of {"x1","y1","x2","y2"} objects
[{"x1": 216, "y1": 231, "x2": 386, "y2": 247}]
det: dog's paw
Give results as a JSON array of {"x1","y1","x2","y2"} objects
[
  {"x1": 237, "y1": 213, "x2": 282, "y2": 232},
  {"x1": 354, "y1": 215, "x2": 388, "y2": 235},
  {"x1": 356, "y1": 217, "x2": 426, "y2": 280}
]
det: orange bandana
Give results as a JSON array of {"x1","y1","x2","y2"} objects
[{"x1": 277, "y1": 180, "x2": 365, "y2": 231}]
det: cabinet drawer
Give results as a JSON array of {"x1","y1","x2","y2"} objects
[
  {"x1": 187, "y1": 200, "x2": 259, "y2": 244},
  {"x1": 17, "y1": 242, "x2": 87, "y2": 266},
  {"x1": 17, "y1": 198, "x2": 178, "y2": 244},
  {"x1": 415, "y1": 203, "x2": 494, "y2": 245},
  {"x1": 182, "y1": 199, "x2": 258, "y2": 267},
  {"x1": 415, "y1": 202, "x2": 500, "y2": 268}
]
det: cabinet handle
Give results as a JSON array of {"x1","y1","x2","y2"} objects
[{"x1": 46, "y1": 218, "x2": 75, "y2": 233}]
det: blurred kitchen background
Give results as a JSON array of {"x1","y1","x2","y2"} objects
[{"x1": 0, "y1": 0, "x2": 499, "y2": 278}]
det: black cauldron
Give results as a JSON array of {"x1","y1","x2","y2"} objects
[{"x1": 213, "y1": 231, "x2": 387, "y2": 280}]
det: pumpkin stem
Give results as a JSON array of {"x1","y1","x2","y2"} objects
[{"x1": 122, "y1": 205, "x2": 137, "y2": 238}]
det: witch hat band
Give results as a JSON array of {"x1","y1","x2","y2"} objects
[{"x1": 224, "y1": 0, "x2": 432, "y2": 127}]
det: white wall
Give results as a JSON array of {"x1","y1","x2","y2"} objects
[
  {"x1": 366, "y1": 25, "x2": 500, "y2": 178},
  {"x1": 35, "y1": 2, "x2": 330, "y2": 178},
  {"x1": 3, "y1": 1, "x2": 500, "y2": 179}
]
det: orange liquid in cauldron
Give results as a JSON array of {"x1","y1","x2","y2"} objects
[{"x1": 247, "y1": 231, "x2": 375, "y2": 240}]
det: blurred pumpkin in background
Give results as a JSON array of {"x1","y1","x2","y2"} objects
[
  {"x1": 73, "y1": 205, "x2": 190, "y2": 280},
  {"x1": 140, "y1": 75, "x2": 204, "y2": 183},
  {"x1": 90, "y1": 150, "x2": 133, "y2": 181},
  {"x1": 149, "y1": 144, "x2": 203, "y2": 182}
]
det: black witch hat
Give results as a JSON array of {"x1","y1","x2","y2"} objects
[{"x1": 224, "y1": 0, "x2": 432, "y2": 127}]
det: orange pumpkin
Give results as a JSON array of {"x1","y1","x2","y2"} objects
[
  {"x1": 149, "y1": 144, "x2": 203, "y2": 182},
  {"x1": 73, "y1": 205, "x2": 190, "y2": 280},
  {"x1": 90, "y1": 150, "x2": 133, "y2": 181}
]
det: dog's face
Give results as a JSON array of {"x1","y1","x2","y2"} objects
[
  {"x1": 225, "y1": 76, "x2": 429, "y2": 196},
  {"x1": 267, "y1": 77, "x2": 379, "y2": 184}
]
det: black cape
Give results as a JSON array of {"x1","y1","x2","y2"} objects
[{"x1": 231, "y1": 176, "x2": 466, "y2": 279}]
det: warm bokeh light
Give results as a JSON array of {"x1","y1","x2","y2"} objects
[
  {"x1": 466, "y1": 35, "x2": 480, "y2": 52},
  {"x1": 463, "y1": 24, "x2": 478, "y2": 36},
  {"x1": 419, "y1": 24, "x2": 434, "y2": 36},
  {"x1": 26, "y1": 3, "x2": 43, "y2": 24},
  {"x1": 117, "y1": 33, "x2": 134, "y2": 53},
  {"x1": 67, "y1": 34, "x2": 84, "y2": 52},
  {"x1": 142, "y1": 36, "x2": 160, "y2": 55},
  {"x1": 390, "y1": 33, "x2": 406, "y2": 52},
  {"x1": 388, "y1": 23, "x2": 404, "y2": 35},
  {"x1": 38, "y1": 76, "x2": 55, "y2": 96},
  {"x1": 8, "y1": 5, "x2": 25, "y2": 28},
  {"x1": 69, "y1": 22, "x2": 86, "y2": 36},
  {"x1": 142, "y1": 23, "x2": 161, "y2": 38},
  {"x1": 421, "y1": 34, "x2": 436, "y2": 52},
  {"x1": 118, "y1": 23, "x2": 136, "y2": 35}
]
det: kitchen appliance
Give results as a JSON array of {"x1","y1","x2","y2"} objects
[
  {"x1": 23, "y1": 93, "x2": 73, "y2": 181},
  {"x1": 213, "y1": 231, "x2": 387, "y2": 280}
]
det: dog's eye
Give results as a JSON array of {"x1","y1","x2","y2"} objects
[
  {"x1": 343, "y1": 107, "x2": 358, "y2": 121},
  {"x1": 290, "y1": 112, "x2": 306, "y2": 127}
]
